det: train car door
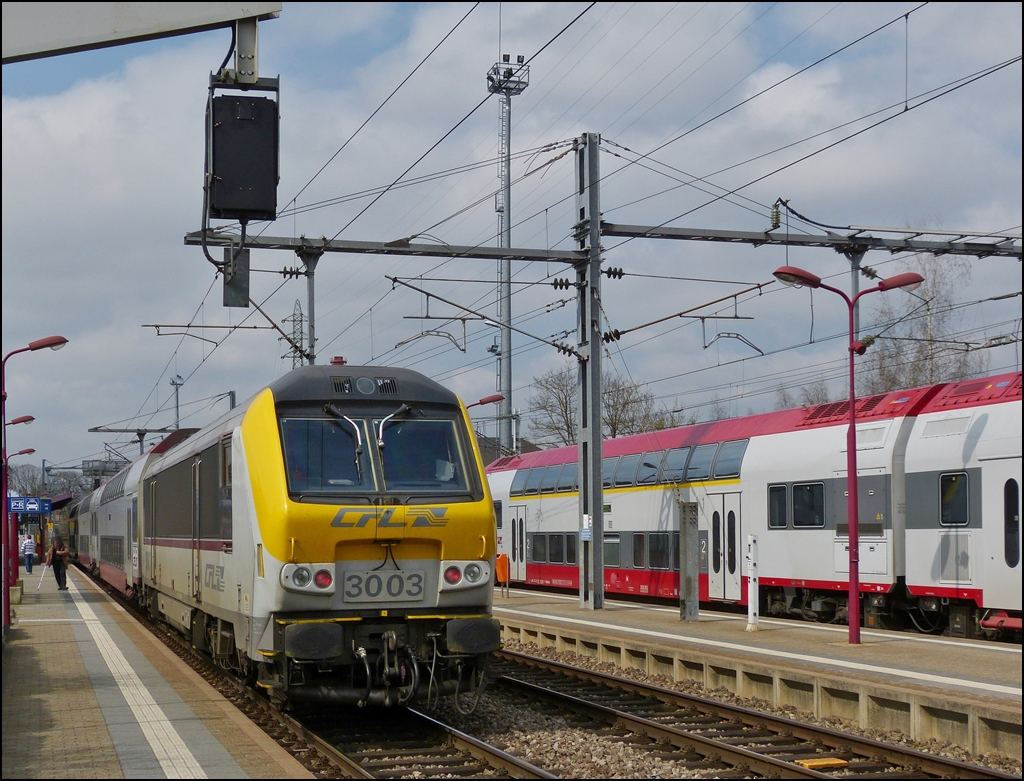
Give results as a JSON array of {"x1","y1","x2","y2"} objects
[
  {"x1": 706, "y1": 493, "x2": 742, "y2": 601},
  {"x1": 192, "y1": 457, "x2": 202, "y2": 603},
  {"x1": 509, "y1": 504, "x2": 527, "y2": 582},
  {"x1": 982, "y1": 456, "x2": 1022, "y2": 609}
]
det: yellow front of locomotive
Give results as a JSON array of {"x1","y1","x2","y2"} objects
[{"x1": 240, "y1": 366, "x2": 499, "y2": 708}]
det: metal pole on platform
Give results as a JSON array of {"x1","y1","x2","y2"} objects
[{"x1": 745, "y1": 534, "x2": 759, "y2": 631}]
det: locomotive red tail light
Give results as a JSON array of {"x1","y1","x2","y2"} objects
[
  {"x1": 314, "y1": 570, "x2": 333, "y2": 589},
  {"x1": 444, "y1": 565, "x2": 462, "y2": 585}
]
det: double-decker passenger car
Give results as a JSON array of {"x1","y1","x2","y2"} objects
[{"x1": 487, "y1": 373, "x2": 1021, "y2": 638}]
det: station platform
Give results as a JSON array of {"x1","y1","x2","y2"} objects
[
  {"x1": 492, "y1": 588, "x2": 1023, "y2": 760},
  {"x1": 2, "y1": 566, "x2": 311, "y2": 779}
]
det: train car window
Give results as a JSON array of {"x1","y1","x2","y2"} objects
[
  {"x1": 524, "y1": 468, "x2": 545, "y2": 495},
  {"x1": 281, "y1": 418, "x2": 375, "y2": 495},
  {"x1": 549, "y1": 533, "x2": 565, "y2": 564},
  {"x1": 556, "y1": 463, "x2": 578, "y2": 492},
  {"x1": 649, "y1": 532, "x2": 670, "y2": 570},
  {"x1": 614, "y1": 454, "x2": 642, "y2": 487},
  {"x1": 659, "y1": 447, "x2": 690, "y2": 483},
  {"x1": 713, "y1": 440, "x2": 749, "y2": 478},
  {"x1": 493, "y1": 500, "x2": 502, "y2": 530},
  {"x1": 768, "y1": 485, "x2": 788, "y2": 528},
  {"x1": 636, "y1": 451, "x2": 665, "y2": 485},
  {"x1": 632, "y1": 533, "x2": 646, "y2": 568},
  {"x1": 671, "y1": 532, "x2": 680, "y2": 571},
  {"x1": 602, "y1": 457, "x2": 619, "y2": 489},
  {"x1": 1005, "y1": 479, "x2": 1020, "y2": 568},
  {"x1": 604, "y1": 533, "x2": 620, "y2": 567},
  {"x1": 727, "y1": 510, "x2": 737, "y2": 574},
  {"x1": 540, "y1": 465, "x2": 561, "y2": 493},
  {"x1": 510, "y1": 469, "x2": 529, "y2": 496},
  {"x1": 531, "y1": 533, "x2": 548, "y2": 563},
  {"x1": 939, "y1": 472, "x2": 969, "y2": 526},
  {"x1": 792, "y1": 482, "x2": 825, "y2": 527},
  {"x1": 712, "y1": 511, "x2": 722, "y2": 573},
  {"x1": 566, "y1": 533, "x2": 578, "y2": 565},
  {"x1": 686, "y1": 444, "x2": 719, "y2": 481}
]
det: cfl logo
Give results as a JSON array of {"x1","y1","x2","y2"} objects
[{"x1": 330, "y1": 508, "x2": 449, "y2": 528}]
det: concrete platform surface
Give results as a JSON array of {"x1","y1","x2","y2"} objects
[{"x1": 2, "y1": 566, "x2": 312, "y2": 779}]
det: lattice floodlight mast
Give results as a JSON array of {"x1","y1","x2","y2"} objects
[{"x1": 487, "y1": 55, "x2": 529, "y2": 455}]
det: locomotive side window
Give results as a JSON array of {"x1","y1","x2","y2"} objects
[
  {"x1": 556, "y1": 463, "x2": 578, "y2": 492},
  {"x1": 659, "y1": 447, "x2": 690, "y2": 483},
  {"x1": 713, "y1": 440, "x2": 748, "y2": 478},
  {"x1": 939, "y1": 473, "x2": 969, "y2": 526},
  {"x1": 615, "y1": 454, "x2": 642, "y2": 487},
  {"x1": 524, "y1": 468, "x2": 544, "y2": 495},
  {"x1": 604, "y1": 533, "x2": 621, "y2": 567},
  {"x1": 792, "y1": 482, "x2": 825, "y2": 527},
  {"x1": 768, "y1": 485, "x2": 788, "y2": 528},
  {"x1": 281, "y1": 417, "x2": 375, "y2": 494},
  {"x1": 632, "y1": 533, "x2": 646, "y2": 568},
  {"x1": 566, "y1": 533, "x2": 578, "y2": 565},
  {"x1": 686, "y1": 444, "x2": 719, "y2": 481},
  {"x1": 510, "y1": 470, "x2": 529, "y2": 496},
  {"x1": 549, "y1": 533, "x2": 565, "y2": 564},
  {"x1": 1005, "y1": 479, "x2": 1020, "y2": 568},
  {"x1": 636, "y1": 451, "x2": 665, "y2": 485},
  {"x1": 649, "y1": 532, "x2": 671, "y2": 570},
  {"x1": 531, "y1": 533, "x2": 548, "y2": 563},
  {"x1": 220, "y1": 437, "x2": 233, "y2": 542}
]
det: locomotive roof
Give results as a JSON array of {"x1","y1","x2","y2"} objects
[
  {"x1": 486, "y1": 374, "x2": 1019, "y2": 473},
  {"x1": 268, "y1": 364, "x2": 461, "y2": 407}
]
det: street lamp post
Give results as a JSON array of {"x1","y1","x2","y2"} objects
[
  {"x1": 3, "y1": 335, "x2": 68, "y2": 628},
  {"x1": 773, "y1": 267, "x2": 923, "y2": 644},
  {"x1": 5, "y1": 448, "x2": 36, "y2": 586}
]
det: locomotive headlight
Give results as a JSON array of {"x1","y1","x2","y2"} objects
[
  {"x1": 444, "y1": 565, "x2": 463, "y2": 585},
  {"x1": 314, "y1": 569, "x2": 333, "y2": 589},
  {"x1": 464, "y1": 562, "x2": 484, "y2": 583},
  {"x1": 292, "y1": 566, "x2": 312, "y2": 588}
]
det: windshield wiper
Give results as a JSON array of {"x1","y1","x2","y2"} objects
[
  {"x1": 324, "y1": 403, "x2": 365, "y2": 482},
  {"x1": 377, "y1": 403, "x2": 412, "y2": 449}
]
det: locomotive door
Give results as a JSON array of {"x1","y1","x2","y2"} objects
[
  {"x1": 192, "y1": 457, "x2": 202, "y2": 602},
  {"x1": 509, "y1": 504, "x2": 527, "y2": 581},
  {"x1": 706, "y1": 493, "x2": 742, "y2": 601}
]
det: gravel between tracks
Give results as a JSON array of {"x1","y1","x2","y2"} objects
[{"x1": 432, "y1": 641, "x2": 1022, "y2": 778}]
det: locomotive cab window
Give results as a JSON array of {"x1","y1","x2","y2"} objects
[
  {"x1": 939, "y1": 472, "x2": 969, "y2": 526},
  {"x1": 281, "y1": 416, "x2": 375, "y2": 495},
  {"x1": 793, "y1": 482, "x2": 825, "y2": 528},
  {"x1": 378, "y1": 418, "x2": 472, "y2": 495}
]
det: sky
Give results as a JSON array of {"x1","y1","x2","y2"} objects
[{"x1": 2, "y1": 2, "x2": 1021, "y2": 478}]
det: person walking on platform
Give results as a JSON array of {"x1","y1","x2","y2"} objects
[
  {"x1": 46, "y1": 536, "x2": 70, "y2": 590},
  {"x1": 21, "y1": 535, "x2": 36, "y2": 574}
]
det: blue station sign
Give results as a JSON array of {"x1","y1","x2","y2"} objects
[{"x1": 7, "y1": 496, "x2": 52, "y2": 514}]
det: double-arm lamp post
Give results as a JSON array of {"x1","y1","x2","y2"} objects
[
  {"x1": 3, "y1": 335, "x2": 68, "y2": 627},
  {"x1": 773, "y1": 267, "x2": 923, "y2": 644}
]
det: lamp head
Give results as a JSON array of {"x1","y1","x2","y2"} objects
[
  {"x1": 9, "y1": 415, "x2": 35, "y2": 426},
  {"x1": 28, "y1": 335, "x2": 68, "y2": 352},
  {"x1": 877, "y1": 272, "x2": 924, "y2": 293},
  {"x1": 773, "y1": 265, "x2": 821, "y2": 289}
]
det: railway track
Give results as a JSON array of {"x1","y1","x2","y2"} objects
[
  {"x1": 75, "y1": 563, "x2": 552, "y2": 779},
  {"x1": 494, "y1": 648, "x2": 1019, "y2": 780}
]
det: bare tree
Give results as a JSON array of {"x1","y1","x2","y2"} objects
[
  {"x1": 526, "y1": 362, "x2": 683, "y2": 446},
  {"x1": 860, "y1": 255, "x2": 988, "y2": 393},
  {"x1": 800, "y1": 378, "x2": 831, "y2": 406},
  {"x1": 774, "y1": 385, "x2": 797, "y2": 410},
  {"x1": 8, "y1": 463, "x2": 41, "y2": 496},
  {"x1": 708, "y1": 394, "x2": 730, "y2": 421}
]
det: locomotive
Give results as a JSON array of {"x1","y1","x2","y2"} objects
[
  {"x1": 486, "y1": 372, "x2": 1022, "y2": 640},
  {"x1": 72, "y1": 365, "x2": 501, "y2": 707}
]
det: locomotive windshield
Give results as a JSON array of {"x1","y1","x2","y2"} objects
[
  {"x1": 280, "y1": 417, "x2": 375, "y2": 494},
  {"x1": 377, "y1": 418, "x2": 470, "y2": 494}
]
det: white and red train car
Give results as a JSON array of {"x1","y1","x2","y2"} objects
[{"x1": 486, "y1": 372, "x2": 1021, "y2": 638}]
